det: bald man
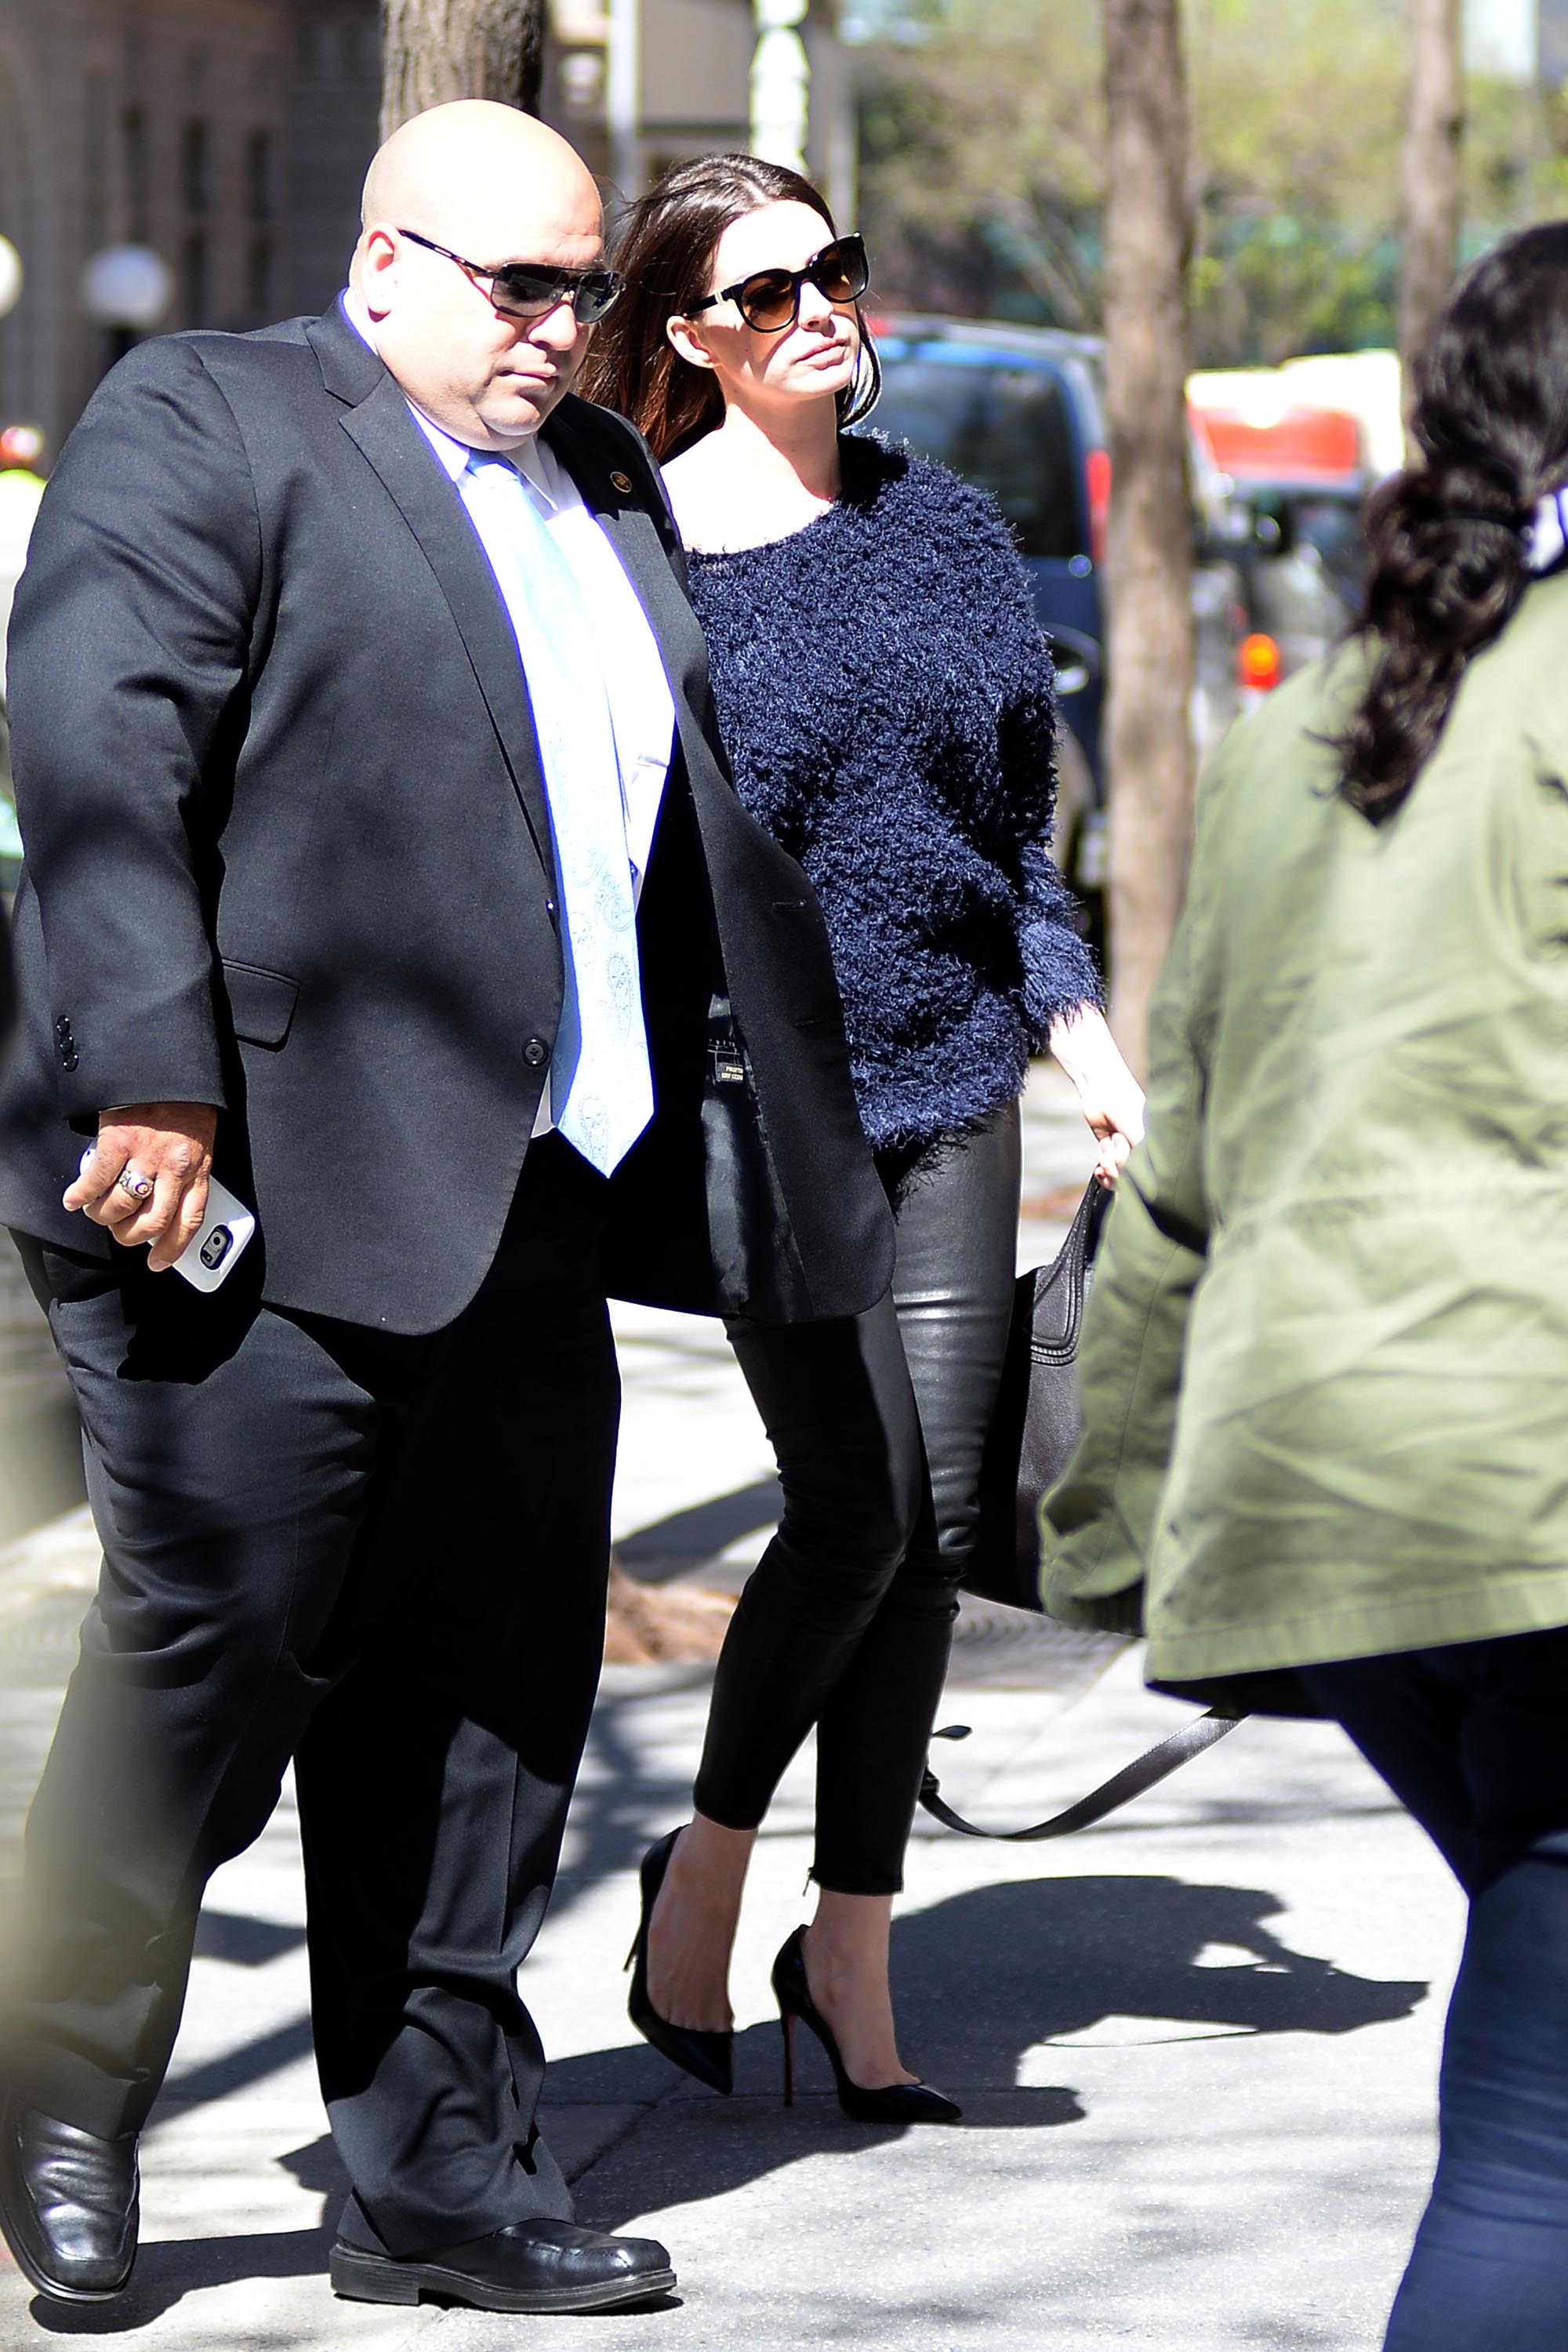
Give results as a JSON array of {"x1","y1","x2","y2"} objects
[{"x1": 0, "y1": 104, "x2": 891, "y2": 2313}]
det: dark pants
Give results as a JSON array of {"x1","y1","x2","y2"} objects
[
  {"x1": 1305, "y1": 1627, "x2": 1568, "y2": 2352},
  {"x1": 5, "y1": 1136, "x2": 616, "y2": 2259},
  {"x1": 696, "y1": 1101, "x2": 1022, "y2": 1894}
]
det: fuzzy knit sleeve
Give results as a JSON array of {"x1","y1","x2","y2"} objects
[
  {"x1": 1018, "y1": 837, "x2": 1104, "y2": 1036},
  {"x1": 948, "y1": 480, "x2": 1104, "y2": 1037}
]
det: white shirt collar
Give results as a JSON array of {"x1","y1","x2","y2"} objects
[
  {"x1": 337, "y1": 287, "x2": 560, "y2": 506},
  {"x1": 1529, "y1": 488, "x2": 1568, "y2": 575}
]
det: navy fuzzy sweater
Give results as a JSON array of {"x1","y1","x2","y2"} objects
[{"x1": 686, "y1": 435, "x2": 1103, "y2": 1152}]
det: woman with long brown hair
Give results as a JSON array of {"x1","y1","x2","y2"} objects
[
  {"x1": 582, "y1": 155, "x2": 1143, "y2": 2117},
  {"x1": 1047, "y1": 221, "x2": 1568, "y2": 2347}
]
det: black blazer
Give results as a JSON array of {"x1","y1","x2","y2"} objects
[{"x1": 0, "y1": 304, "x2": 892, "y2": 1334}]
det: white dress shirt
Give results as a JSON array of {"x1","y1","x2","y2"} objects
[{"x1": 340, "y1": 290, "x2": 677, "y2": 1134}]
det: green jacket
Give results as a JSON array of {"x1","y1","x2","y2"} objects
[{"x1": 1043, "y1": 575, "x2": 1568, "y2": 1694}]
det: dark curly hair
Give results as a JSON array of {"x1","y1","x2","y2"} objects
[
  {"x1": 1338, "y1": 221, "x2": 1568, "y2": 820},
  {"x1": 578, "y1": 152, "x2": 880, "y2": 461}
]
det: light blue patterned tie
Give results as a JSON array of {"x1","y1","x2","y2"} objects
[{"x1": 463, "y1": 452, "x2": 653, "y2": 1175}]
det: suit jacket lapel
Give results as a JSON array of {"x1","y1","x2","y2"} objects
[
  {"x1": 543, "y1": 399, "x2": 724, "y2": 796},
  {"x1": 307, "y1": 309, "x2": 557, "y2": 880}
]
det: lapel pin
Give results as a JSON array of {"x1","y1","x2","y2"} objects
[{"x1": 609, "y1": 470, "x2": 633, "y2": 494}]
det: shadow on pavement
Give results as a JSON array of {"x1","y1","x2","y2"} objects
[
  {"x1": 615, "y1": 1478, "x2": 781, "y2": 1584},
  {"x1": 891, "y1": 1875, "x2": 1429, "y2": 2078},
  {"x1": 18, "y1": 1875, "x2": 1428, "y2": 2322},
  {"x1": 190, "y1": 1908, "x2": 306, "y2": 1967},
  {"x1": 20, "y1": 2227, "x2": 334, "y2": 2335},
  {"x1": 544, "y1": 1872, "x2": 1428, "y2": 2228},
  {"x1": 552, "y1": 1871, "x2": 1429, "y2": 2108},
  {"x1": 568, "y1": 2085, "x2": 1087, "y2": 2238}
]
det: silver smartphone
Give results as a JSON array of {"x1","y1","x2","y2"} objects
[{"x1": 172, "y1": 1177, "x2": 256, "y2": 1292}]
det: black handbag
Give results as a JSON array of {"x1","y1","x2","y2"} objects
[
  {"x1": 701, "y1": 992, "x2": 806, "y2": 1321},
  {"x1": 923, "y1": 1174, "x2": 1243, "y2": 1838},
  {"x1": 966, "y1": 1175, "x2": 1110, "y2": 1613}
]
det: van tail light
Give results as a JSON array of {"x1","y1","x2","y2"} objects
[
  {"x1": 1239, "y1": 632, "x2": 1282, "y2": 693},
  {"x1": 1084, "y1": 448, "x2": 1110, "y2": 568}
]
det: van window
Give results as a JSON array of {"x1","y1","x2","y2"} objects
[{"x1": 868, "y1": 349, "x2": 1085, "y2": 561}]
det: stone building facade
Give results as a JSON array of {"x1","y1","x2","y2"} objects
[
  {"x1": 0, "y1": 0, "x2": 852, "y2": 461},
  {"x1": 0, "y1": 0, "x2": 379, "y2": 457}
]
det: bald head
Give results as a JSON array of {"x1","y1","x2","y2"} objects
[
  {"x1": 350, "y1": 102, "x2": 605, "y2": 449},
  {"x1": 361, "y1": 102, "x2": 601, "y2": 262}
]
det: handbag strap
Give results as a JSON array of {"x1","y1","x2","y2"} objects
[
  {"x1": 1031, "y1": 1175, "x2": 1110, "y2": 1363},
  {"x1": 917, "y1": 1708, "x2": 1243, "y2": 1841}
]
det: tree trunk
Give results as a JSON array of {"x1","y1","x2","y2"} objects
[
  {"x1": 1399, "y1": 0, "x2": 1463, "y2": 397},
  {"x1": 1102, "y1": 0, "x2": 1195, "y2": 1079},
  {"x1": 380, "y1": 0, "x2": 548, "y2": 140}
]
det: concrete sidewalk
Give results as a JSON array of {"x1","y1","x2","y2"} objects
[{"x1": 0, "y1": 1072, "x2": 1465, "y2": 2349}]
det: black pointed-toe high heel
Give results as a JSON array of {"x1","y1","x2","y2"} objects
[
  {"x1": 625, "y1": 1828, "x2": 734, "y2": 2096},
  {"x1": 771, "y1": 1927, "x2": 961, "y2": 2124}
]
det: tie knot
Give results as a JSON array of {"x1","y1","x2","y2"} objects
[{"x1": 466, "y1": 448, "x2": 554, "y2": 522}]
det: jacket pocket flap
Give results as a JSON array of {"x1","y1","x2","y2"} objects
[{"x1": 223, "y1": 960, "x2": 299, "y2": 1049}]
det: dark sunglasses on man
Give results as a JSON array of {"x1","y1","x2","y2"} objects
[
  {"x1": 398, "y1": 227, "x2": 625, "y2": 325},
  {"x1": 686, "y1": 234, "x2": 869, "y2": 336}
]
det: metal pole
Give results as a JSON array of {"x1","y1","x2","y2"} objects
[
  {"x1": 751, "y1": 0, "x2": 810, "y2": 171},
  {"x1": 608, "y1": 0, "x2": 641, "y2": 203}
]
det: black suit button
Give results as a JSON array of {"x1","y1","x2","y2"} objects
[
  {"x1": 60, "y1": 1051, "x2": 78, "y2": 1073},
  {"x1": 544, "y1": 898, "x2": 557, "y2": 920},
  {"x1": 523, "y1": 1036, "x2": 550, "y2": 1068},
  {"x1": 54, "y1": 1017, "x2": 71, "y2": 1040}
]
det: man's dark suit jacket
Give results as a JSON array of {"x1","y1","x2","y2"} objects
[{"x1": 0, "y1": 303, "x2": 893, "y2": 1334}]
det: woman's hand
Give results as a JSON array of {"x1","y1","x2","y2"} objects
[{"x1": 1047, "y1": 1007, "x2": 1146, "y2": 1188}]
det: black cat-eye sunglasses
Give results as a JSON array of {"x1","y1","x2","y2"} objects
[{"x1": 685, "y1": 234, "x2": 869, "y2": 335}]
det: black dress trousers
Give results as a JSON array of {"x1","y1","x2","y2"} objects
[{"x1": 5, "y1": 1134, "x2": 615, "y2": 2259}]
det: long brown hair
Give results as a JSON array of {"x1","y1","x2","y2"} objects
[
  {"x1": 579, "y1": 152, "x2": 880, "y2": 460},
  {"x1": 1338, "y1": 221, "x2": 1568, "y2": 820}
]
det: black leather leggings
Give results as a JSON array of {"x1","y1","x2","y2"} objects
[{"x1": 693, "y1": 1100, "x2": 1022, "y2": 1894}]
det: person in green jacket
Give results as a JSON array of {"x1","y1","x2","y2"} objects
[{"x1": 1044, "y1": 221, "x2": 1568, "y2": 2351}]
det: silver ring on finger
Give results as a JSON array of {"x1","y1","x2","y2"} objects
[{"x1": 115, "y1": 1167, "x2": 154, "y2": 1204}]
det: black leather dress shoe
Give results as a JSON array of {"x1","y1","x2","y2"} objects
[
  {"x1": 0, "y1": 2094, "x2": 140, "y2": 2304},
  {"x1": 329, "y1": 2218, "x2": 676, "y2": 2314}
]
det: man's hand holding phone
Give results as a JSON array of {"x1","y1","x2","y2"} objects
[{"x1": 65, "y1": 1103, "x2": 219, "y2": 1272}]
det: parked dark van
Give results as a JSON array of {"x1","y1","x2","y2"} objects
[{"x1": 866, "y1": 315, "x2": 1245, "y2": 898}]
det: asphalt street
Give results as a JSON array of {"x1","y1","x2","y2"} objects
[{"x1": 0, "y1": 1068, "x2": 1465, "y2": 2350}]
